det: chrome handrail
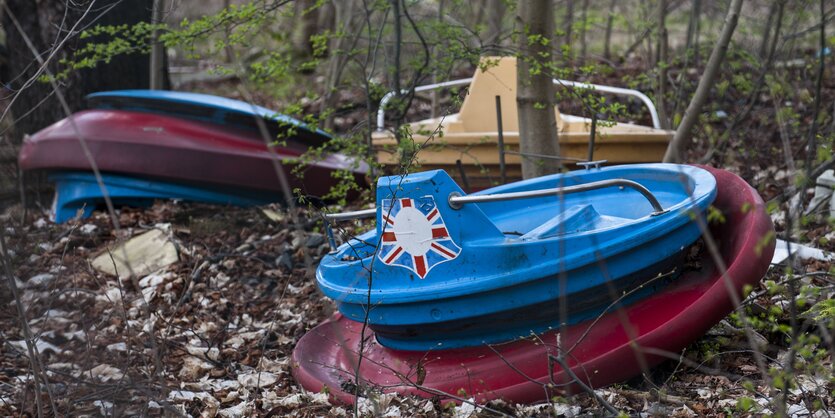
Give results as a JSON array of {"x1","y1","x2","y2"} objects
[
  {"x1": 325, "y1": 180, "x2": 666, "y2": 221},
  {"x1": 376, "y1": 77, "x2": 662, "y2": 131},
  {"x1": 447, "y1": 178, "x2": 666, "y2": 215},
  {"x1": 552, "y1": 78, "x2": 662, "y2": 129},
  {"x1": 324, "y1": 208, "x2": 376, "y2": 222},
  {"x1": 322, "y1": 178, "x2": 666, "y2": 253},
  {"x1": 323, "y1": 208, "x2": 376, "y2": 253},
  {"x1": 376, "y1": 78, "x2": 474, "y2": 131}
]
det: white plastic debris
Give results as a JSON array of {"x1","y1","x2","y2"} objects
[
  {"x1": 452, "y1": 399, "x2": 479, "y2": 418},
  {"x1": 806, "y1": 169, "x2": 835, "y2": 217},
  {"x1": 91, "y1": 228, "x2": 179, "y2": 278},
  {"x1": 772, "y1": 239, "x2": 833, "y2": 265}
]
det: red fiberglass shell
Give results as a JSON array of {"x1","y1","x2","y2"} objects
[
  {"x1": 18, "y1": 110, "x2": 368, "y2": 198},
  {"x1": 291, "y1": 166, "x2": 775, "y2": 405}
]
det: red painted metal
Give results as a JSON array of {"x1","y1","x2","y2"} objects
[
  {"x1": 291, "y1": 166, "x2": 775, "y2": 405},
  {"x1": 19, "y1": 110, "x2": 368, "y2": 198}
]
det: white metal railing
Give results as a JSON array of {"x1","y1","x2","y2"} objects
[{"x1": 376, "y1": 77, "x2": 662, "y2": 131}]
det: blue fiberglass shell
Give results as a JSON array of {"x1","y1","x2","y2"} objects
[
  {"x1": 49, "y1": 171, "x2": 276, "y2": 223},
  {"x1": 86, "y1": 90, "x2": 330, "y2": 142},
  {"x1": 317, "y1": 164, "x2": 717, "y2": 350}
]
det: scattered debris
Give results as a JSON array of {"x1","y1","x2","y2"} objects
[
  {"x1": 1, "y1": 197, "x2": 832, "y2": 416},
  {"x1": 772, "y1": 239, "x2": 833, "y2": 264},
  {"x1": 91, "y1": 227, "x2": 179, "y2": 278}
]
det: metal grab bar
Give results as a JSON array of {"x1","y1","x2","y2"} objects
[
  {"x1": 324, "y1": 208, "x2": 376, "y2": 222},
  {"x1": 448, "y1": 178, "x2": 666, "y2": 215},
  {"x1": 376, "y1": 77, "x2": 662, "y2": 131},
  {"x1": 322, "y1": 178, "x2": 665, "y2": 252},
  {"x1": 552, "y1": 79, "x2": 662, "y2": 129},
  {"x1": 376, "y1": 78, "x2": 474, "y2": 131},
  {"x1": 324, "y1": 178, "x2": 664, "y2": 227}
]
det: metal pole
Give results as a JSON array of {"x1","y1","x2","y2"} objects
[
  {"x1": 456, "y1": 159, "x2": 471, "y2": 193},
  {"x1": 495, "y1": 95, "x2": 506, "y2": 184},
  {"x1": 448, "y1": 178, "x2": 666, "y2": 215},
  {"x1": 588, "y1": 111, "x2": 597, "y2": 162}
]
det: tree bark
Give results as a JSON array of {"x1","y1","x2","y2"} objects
[
  {"x1": 485, "y1": 0, "x2": 507, "y2": 53},
  {"x1": 564, "y1": 0, "x2": 574, "y2": 59},
  {"x1": 322, "y1": 0, "x2": 358, "y2": 131},
  {"x1": 684, "y1": 0, "x2": 701, "y2": 54},
  {"x1": 2, "y1": 0, "x2": 155, "y2": 143},
  {"x1": 579, "y1": 0, "x2": 589, "y2": 65},
  {"x1": 757, "y1": 1, "x2": 778, "y2": 60},
  {"x1": 292, "y1": 0, "x2": 320, "y2": 56},
  {"x1": 150, "y1": 0, "x2": 166, "y2": 89},
  {"x1": 517, "y1": 0, "x2": 560, "y2": 178},
  {"x1": 603, "y1": 0, "x2": 617, "y2": 60},
  {"x1": 663, "y1": 0, "x2": 743, "y2": 163},
  {"x1": 656, "y1": 0, "x2": 669, "y2": 129}
]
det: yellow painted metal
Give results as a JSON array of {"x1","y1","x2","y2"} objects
[{"x1": 372, "y1": 57, "x2": 672, "y2": 189}]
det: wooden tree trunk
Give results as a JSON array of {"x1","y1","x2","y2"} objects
[
  {"x1": 663, "y1": 0, "x2": 743, "y2": 163},
  {"x1": 292, "y1": 0, "x2": 320, "y2": 56},
  {"x1": 603, "y1": 0, "x2": 617, "y2": 60},
  {"x1": 580, "y1": 0, "x2": 589, "y2": 65},
  {"x1": 564, "y1": 0, "x2": 574, "y2": 60},
  {"x1": 757, "y1": 1, "x2": 778, "y2": 60},
  {"x1": 485, "y1": 0, "x2": 507, "y2": 53},
  {"x1": 322, "y1": 0, "x2": 358, "y2": 131},
  {"x1": 517, "y1": 0, "x2": 560, "y2": 178},
  {"x1": 656, "y1": 0, "x2": 669, "y2": 129},
  {"x1": 2, "y1": 0, "x2": 155, "y2": 142}
]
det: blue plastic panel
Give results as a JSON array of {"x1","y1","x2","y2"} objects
[{"x1": 49, "y1": 171, "x2": 278, "y2": 223}]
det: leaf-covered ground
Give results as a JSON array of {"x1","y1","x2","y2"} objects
[
  {"x1": 0, "y1": 194, "x2": 832, "y2": 416},
  {"x1": 2, "y1": 50, "x2": 834, "y2": 417}
]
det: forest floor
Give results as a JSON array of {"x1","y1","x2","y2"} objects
[
  {"x1": 0, "y1": 197, "x2": 832, "y2": 417},
  {"x1": 1, "y1": 56, "x2": 835, "y2": 416}
]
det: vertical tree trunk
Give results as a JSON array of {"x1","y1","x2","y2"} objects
[
  {"x1": 471, "y1": 0, "x2": 487, "y2": 34},
  {"x1": 580, "y1": 0, "x2": 589, "y2": 65},
  {"x1": 149, "y1": 0, "x2": 165, "y2": 90},
  {"x1": 757, "y1": 1, "x2": 778, "y2": 60},
  {"x1": 642, "y1": 0, "x2": 654, "y2": 65},
  {"x1": 517, "y1": 0, "x2": 560, "y2": 178},
  {"x1": 322, "y1": 0, "x2": 358, "y2": 131},
  {"x1": 564, "y1": 0, "x2": 574, "y2": 60},
  {"x1": 804, "y1": 0, "x2": 826, "y2": 174},
  {"x1": 692, "y1": 0, "x2": 702, "y2": 67},
  {"x1": 603, "y1": 0, "x2": 617, "y2": 61},
  {"x1": 656, "y1": 0, "x2": 669, "y2": 129},
  {"x1": 663, "y1": 0, "x2": 743, "y2": 163},
  {"x1": 485, "y1": 0, "x2": 507, "y2": 53},
  {"x1": 672, "y1": 0, "x2": 702, "y2": 121},
  {"x1": 2, "y1": 0, "x2": 155, "y2": 143},
  {"x1": 431, "y1": 0, "x2": 446, "y2": 118},
  {"x1": 292, "y1": 0, "x2": 320, "y2": 56}
]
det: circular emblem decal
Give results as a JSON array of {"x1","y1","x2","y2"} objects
[{"x1": 377, "y1": 196, "x2": 462, "y2": 278}]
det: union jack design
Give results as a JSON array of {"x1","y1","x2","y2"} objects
[{"x1": 377, "y1": 195, "x2": 461, "y2": 279}]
